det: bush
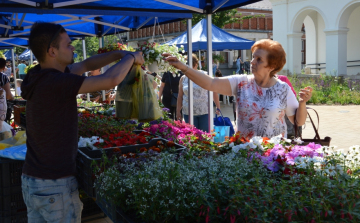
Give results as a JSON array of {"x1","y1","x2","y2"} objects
[{"x1": 288, "y1": 74, "x2": 360, "y2": 105}]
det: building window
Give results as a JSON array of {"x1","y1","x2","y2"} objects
[
  {"x1": 302, "y1": 52, "x2": 305, "y2": 63},
  {"x1": 302, "y1": 40, "x2": 305, "y2": 50}
]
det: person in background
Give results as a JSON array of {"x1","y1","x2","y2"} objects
[
  {"x1": 165, "y1": 39, "x2": 312, "y2": 138},
  {"x1": 243, "y1": 58, "x2": 250, "y2": 74},
  {"x1": 158, "y1": 70, "x2": 183, "y2": 120},
  {"x1": 212, "y1": 60, "x2": 217, "y2": 76},
  {"x1": 0, "y1": 87, "x2": 13, "y2": 138},
  {"x1": 235, "y1": 56, "x2": 243, "y2": 74},
  {"x1": 276, "y1": 75, "x2": 302, "y2": 138},
  {"x1": 16, "y1": 79, "x2": 23, "y2": 96},
  {"x1": 4, "y1": 60, "x2": 12, "y2": 80},
  {"x1": 0, "y1": 58, "x2": 14, "y2": 101},
  {"x1": 176, "y1": 54, "x2": 221, "y2": 132},
  {"x1": 16, "y1": 60, "x2": 27, "y2": 80},
  {"x1": 80, "y1": 68, "x2": 115, "y2": 104},
  {"x1": 20, "y1": 22, "x2": 143, "y2": 223}
]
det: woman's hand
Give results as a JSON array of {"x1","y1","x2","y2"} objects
[
  {"x1": 215, "y1": 108, "x2": 220, "y2": 115},
  {"x1": 162, "y1": 53, "x2": 187, "y2": 71},
  {"x1": 176, "y1": 110, "x2": 182, "y2": 121},
  {"x1": 299, "y1": 86, "x2": 313, "y2": 103}
]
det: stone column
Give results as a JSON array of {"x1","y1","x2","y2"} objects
[
  {"x1": 270, "y1": 0, "x2": 289, "y2": 73},
  {"x1": 287, "y1": 32, "x2": 303, "y2": 75},
  {"x1": 324, "y1": 28, "x2": 349, "y2": 76}
]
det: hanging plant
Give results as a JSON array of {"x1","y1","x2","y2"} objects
[{"x1": 138, "y1": 41, "x2": 187, "y2": 73}]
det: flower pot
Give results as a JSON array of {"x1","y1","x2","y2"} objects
[{"x1": 148, "y1": 62, "x2": 164, "y2": 75}]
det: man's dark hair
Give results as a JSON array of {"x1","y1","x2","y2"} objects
[
  {"x1": 21, "y1": 60, "x2": 25, "y2": 63},
  {"x1": 0, "y1": 58, "x2": 6, "y2": 69},
  {"x1": 29, "y1": 22, "x2": 66, "y2": 63}
]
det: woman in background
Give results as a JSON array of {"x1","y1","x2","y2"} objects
[{"x1": 176, "y1": 54, "x2": 220, "y2": 132}]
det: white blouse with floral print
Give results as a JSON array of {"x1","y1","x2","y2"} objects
[
  {"x1": 182, "y1": 75, "x2": 209, "y2": 116},
  {"x1": 228, "y1": 75, "x2": 299, "y2": 138}
]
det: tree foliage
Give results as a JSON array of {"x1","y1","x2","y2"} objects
[
  {"x1": 72, "y1": 35, "x2": 121, "y2": 62},
  {"x1": 190, "y1": 9, "x2": 264, "y2": 28}
]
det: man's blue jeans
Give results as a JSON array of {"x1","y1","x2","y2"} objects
[
  {"x1": 184, "y1": 114, "x2": 209, "y2": 132},
  {"x1": 21, "y1": 175, "x2": 83, "y2": 223}
]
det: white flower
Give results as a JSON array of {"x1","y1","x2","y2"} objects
[
  {"x1": 181, "y1": 45, "x2": 184, "y2": 48},
  {"x1": 283, "y1": 138, "x2": 292, "y2": 143},
  {"x1": 324, "y1": 165, "x2": 336, "y2": 176},
  {"x1": 293, "y1": 137, "x2": 304, "y2": 144},
  {"x1": 297, "y1": 162, "x2": 307, "y2": 169},
  {"x1": 232, "y1": 145, "x2": 241, "y2": 153},
  {"x1": 182, "y1": 50, "x2": 185, "y2": 53},
  {"x1": 247, "y1": 142, "x2": 257, "y2": 149},
  {"x1": 250, "y1": 136, "x2": 262, "y2": 146},
  {"x1": 269, "y1": 134, "x2": 282, "y2": 145},
  {"x1": 229, "y1": 142, "x2": 234, "y2": 148}
]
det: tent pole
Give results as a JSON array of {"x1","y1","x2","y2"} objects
[
  {"x1": 206, "y1": 14, "x2": 214, "y2": 133},
  {"x1": 82, "y1": 38, "x2": 90, "y2": 102},
  {"x1": 186, "y1": 19, "x2": 193, "y2": 125},
  {"x1": 11, "y1": 49, "x2": 18, "y2": 96},
  {"x1": 30, "y1": 50, "x2": 33, "y2": 64},
  {"x1": 99, "y1": 37, "x2": 106, "y2": 102},
  {"x1": 198, "y1": 50, "x2": 201, "y2": 69}
]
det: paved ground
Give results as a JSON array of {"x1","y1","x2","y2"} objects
[{"x1": 85, "y1": 102, "x2": 360, "y2": 223}]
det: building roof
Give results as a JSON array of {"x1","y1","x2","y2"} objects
[{"x1": 240, "y1": 0, "x2": 272, "y2": 10}]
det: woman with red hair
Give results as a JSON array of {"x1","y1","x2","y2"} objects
[{"x1": 164, "y1": 39, "x2": 312, "y2": 138}]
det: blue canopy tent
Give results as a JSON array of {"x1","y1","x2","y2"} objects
[
  {"x1": 165, "y1": 19, "x2": 255, "y2": 51},
  {"x1": 3, "y1": 49, "x2": 14, "y2": 60},
  {"x1": 0, "y1": 0, "x2": 262, "y2": 15},
  {"x1": 0, "y1": 0, "x2": 262, "y2": 130},
  {"x1": 19, "y1": 48, "x2": 36, "y2": 60}
]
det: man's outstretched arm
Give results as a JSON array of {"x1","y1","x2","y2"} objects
[
  {"x1": 70, "y1": 50, "x2": 129, "y2": 75},
  {"x1": 78, "y1": 52, "x2": 144, "y2": 94}
]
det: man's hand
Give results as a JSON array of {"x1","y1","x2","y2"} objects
[{"x1": 130, "y1": 51, "x2": 144, "y2": 65}]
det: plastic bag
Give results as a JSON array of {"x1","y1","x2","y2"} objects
[
  {"x1": 133, "y1": 68, "x2": 163, "y2": 122},
  {"x1": 0, "y1": 131, "x2": 26, "y2": 148},
  {"x1": 0, "y1": 144, "x2": 27, "y2": 160},
  {"x1": 115, "y1": 66, "x2": 138, "y2": 119}
]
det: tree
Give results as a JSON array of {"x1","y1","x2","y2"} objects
[
  {"x1": 190, "y1": 9, "x2": 264, "y2": 28},
  {"x1": 72, "y1": 35, "x2": 121, "y2": 62}
]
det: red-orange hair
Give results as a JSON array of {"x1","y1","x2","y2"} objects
[{"x1": 251, "y1": 39, "x2": 286, "y2": 78}]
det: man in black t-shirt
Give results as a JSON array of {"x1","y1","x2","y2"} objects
[{"x1": 20, "y1": 22, "x2": 144, "y2": 223}]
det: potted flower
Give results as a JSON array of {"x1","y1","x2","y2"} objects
[{"x1": 139, "y1": 41, "x2": 186, "y2": 74}]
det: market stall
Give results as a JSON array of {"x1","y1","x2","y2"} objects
[{"x1": 2, "y1": 1, "x2": 358, "y2": 223}]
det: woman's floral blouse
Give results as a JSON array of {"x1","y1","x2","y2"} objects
[{"x1": 228, "y1": 75, "x2": 298, "y2": 138}]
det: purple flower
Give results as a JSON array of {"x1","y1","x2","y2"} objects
[
  {"x1": 126, "y1": 120, "x2": 137, "y2": 124},
  {"x1": 137, "y1": 122, "x2": 144, "y2": 129},
  {"x1": 162, "y1": 108, "x2": 170, "y2": 113},
  {"x1": 149, "y1": 120, "x2": 159, "y2": 125}
]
